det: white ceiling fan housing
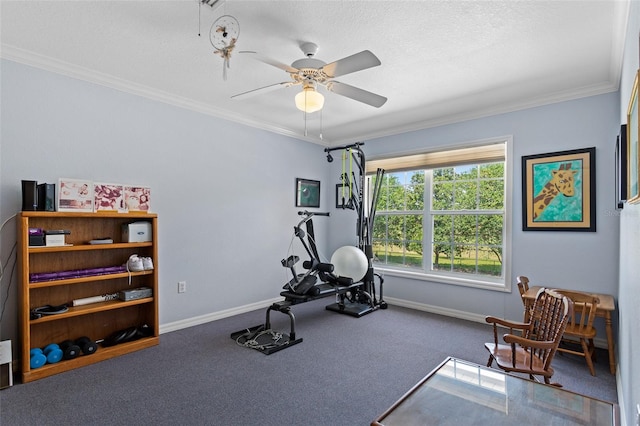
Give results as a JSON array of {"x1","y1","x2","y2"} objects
[{"x1": 232, "y1": 41, "x2": 387, "y2": 110}]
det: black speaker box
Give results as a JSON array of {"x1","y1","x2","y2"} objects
[
  {"x1": 21, "y1": 180, "x2": 38, "y2": 211},
  {"x1": 37, "y1": 183, "x2": 56, "y2": 211}
]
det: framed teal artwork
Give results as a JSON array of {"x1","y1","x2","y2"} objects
[{"x1": 522, "y1": 147, "x2": 596, "y2": 232}]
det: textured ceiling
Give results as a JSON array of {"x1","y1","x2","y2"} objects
[{"x1": 0, "y1": 0, "x2": 630, "y2": 146}]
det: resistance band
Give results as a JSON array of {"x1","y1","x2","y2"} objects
[{"x1": 340, "y1": 149, "x2": 355, "y2": 209}]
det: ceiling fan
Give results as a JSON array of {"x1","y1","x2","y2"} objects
[{"x1": 232, "y1": 42, "x2": 387, "y2": 112}]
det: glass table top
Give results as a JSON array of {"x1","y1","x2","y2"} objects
[{"x1": 373, "y1": 357, "x2": 618, "y2": 426}]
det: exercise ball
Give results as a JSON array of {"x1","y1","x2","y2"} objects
[{"x1": 330, "y1": 246, "x2": 368, "y2": 281}]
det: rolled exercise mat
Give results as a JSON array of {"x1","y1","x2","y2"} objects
[
  {"x1": 30, "y1": 265, "x2": 127, "y2": 282},
  {"x1": 72, "y1": 293, "x2": 118, "y2": 306}
]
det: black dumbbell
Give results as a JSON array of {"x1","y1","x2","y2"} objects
[
  {"x1": 60, "y1": 340, "x2": 81, "y2": 360},
  {"x1": 76, "y1": 336, "x2": 98, "y2": 355}
]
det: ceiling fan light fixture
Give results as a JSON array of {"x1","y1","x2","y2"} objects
[{"x1": 295, "y1": 87, "x2": 324, "y2": 113}]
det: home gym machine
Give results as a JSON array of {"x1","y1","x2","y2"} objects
[
  {"x1": 231, "y1": 142, "x2": 386, "y2": 354},
  {"x1": 324, "y1": 142, "x2": 386, "y2": 317}
]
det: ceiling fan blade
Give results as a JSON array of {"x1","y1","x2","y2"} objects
[
  {"x1": 326, "y1": 81, "x2": 387, "y2": 108},
  {"x1": 239, "y1": 51, "x2": 299, "y2": 74},
  {"x1": 320, "y1": 50, "x2": 381, "y2": 78},
  {"x1": 231, "y1": 81, "x2": 297, "y2": 100}
]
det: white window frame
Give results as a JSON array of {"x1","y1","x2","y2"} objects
[{"x1": 367, "y1": 136, "x2": 513, "y2": 292}]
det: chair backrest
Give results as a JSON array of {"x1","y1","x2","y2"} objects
[
  {"x1": 516, "y1": 276, "x2": 530, "y2": 299},
  {"x1": 526, "y1": 288, "x2": 573, "y2": 369},
  {"x1": 551, "y1": 289, "x2": 599, "y2": 334},
  {"x1": 516, "y1": 276, "x2": 531, "y2": 318}
]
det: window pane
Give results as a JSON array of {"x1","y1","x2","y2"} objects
[
  {"x1": 433, "y1": 214, "x2": 453, "y2": 245},
  {"x1": 409, "y1": 170, "x2": 425, "y2": 185},
  {"x1": 377, "y1": 184, "x2": 389, "y2": 211},
  {"x1": 383, "y1": 241, "x2": 401, "y2": 265},
  {"x1": 387, "y1": 186, "x2": 404, "y2": 211},
  {"x1": 455, "y1": 165, "x2": 478, "y2": 179},
  {"x1": 478, "y1": 245, "x2": 502, "y2": 276},
  {"x1": 406, "y1": 214, "x2": 424, "y2": 268},
  {"x1": 478, "y1": 215, "x2": 503, "y2": 246},
  {"x1": 406, "y1": 214, "x2": 423, "y2": 242},
  {"x1": 378, "y1": 241, "x2": 422, "y2": 268},
  {"x1": 453, "y1": 215, "x2": 477, "y2": 244},
  {"x1": 372, "y1": 242, "x2": 386, "y2": 263},
  {"x1": 373, "y1": 214, "x2": 387, "y2": 240},
  {"x1": 432, "y1": 215, "x2": 452, "y2": 271},
  {"x1": 433, "y1": 167, "x2": 454, "y2": 182},
  {"x1": 405, "y1": 241, "x2": 423, "y2": 268},
  {"x1": 387, "y1": 185, "x2": 404, "y2": 211},
  {"x1": 452, "y1": 244, "x2": 477, "y2": 274},
  {"x1": 432, "y1": 250, "x2": 452, "y2": 272},
  {"x1": 386, "y1": 244, "x2": 405, "y2": 266},
  {"x1": 479, "y1": 180, "x2": 504, "y2": 209},
  {"x1": 433, "y1": 182, "x2": 453, "y2": 210},
  {"x1": 406, "y1": 184, "x2": 424, "y2": 210},
  {"x1": 480, "y1": 162, "x2": 504, "y2": 178},
  {"x1": 454, "y1": 181, "x2": 477, "y2": 210},
  {"x1": 388, "y1": 215, "x2": 404, "y2": 240}
]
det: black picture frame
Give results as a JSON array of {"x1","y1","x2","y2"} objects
[
  {"x1": 522, "y1": 147, "x2": 596, "y2": 232},
  {"x1": 616, "y1": 124, "x2": 628, "y2": 209},
  {"x1": 295, "y1": 178, "x2": 320, "y2": 208},
  {"x1": 627, "y1": 70, "x2": 640, "y2": 204}
]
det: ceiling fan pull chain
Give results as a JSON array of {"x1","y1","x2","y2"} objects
[
  {"x1": 303, "y1": 113, "x2": 308, "y2": 137},
  {"x1": 197, "y1": 1, "x2": 201, "y2": 36},
  {"x1": 304, "y1": 89, "x2": 308, "y2": 136},
  {"x1": 223, "y1": 56, "x2": 228, "y2": 80}
]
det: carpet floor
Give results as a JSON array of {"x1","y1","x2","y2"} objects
[{"x1": 0, "y1": 298, "x2": 617, "y2": 425}]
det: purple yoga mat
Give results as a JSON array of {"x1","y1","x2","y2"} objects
[{"x1": 30, "y1": 265, "x2": 127, "y2": 282}]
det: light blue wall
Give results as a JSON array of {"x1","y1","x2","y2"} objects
[
  {"x1": 617, "y1": 1, "x2": 640, "y2": 424},
  {"x1": 334, "y1": 92, "x2": 620, "y2": 327},
  {"x1": 0, "y1": 59, "x2": 333, "y2": 343}
]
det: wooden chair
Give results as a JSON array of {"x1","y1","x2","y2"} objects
[
  {"x1": 484, "y1": 288, "x2": 572, "y2": 385},
  {"x1": 552, "y1": 289, "x2": 600, "y2": 376}
]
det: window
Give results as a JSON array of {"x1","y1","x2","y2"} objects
[{"x1": 367, "y1": 139, "x2": 511, "y2": 290}]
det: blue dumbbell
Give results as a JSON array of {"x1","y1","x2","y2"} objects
[
  {"x1": 43, "y1": 343, "x2": 63, "y2": 364},
  {"x1": 30, "y1": 348, "x2": 46, "y2": 369}
]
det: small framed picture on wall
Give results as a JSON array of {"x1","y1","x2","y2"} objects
[{"x1": 295, "y1": 178, "x2": 320, "y2": 208}]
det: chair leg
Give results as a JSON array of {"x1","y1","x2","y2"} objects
[
  {"x1": 487, "y1": 355, "x2": 494, "y2": 367},
  {"x1": 581, "y1": 338, "x2": 596, "y2": 376},
  {"x1": 589, "y1": 338, "x2": 597, "y2": 362}
]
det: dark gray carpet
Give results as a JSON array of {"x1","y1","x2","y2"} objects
[{"x1": 0, "y1": 299, "x2": 617, "y2": 425}]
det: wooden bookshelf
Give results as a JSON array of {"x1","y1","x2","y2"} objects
[{"x1": 17, "y1": 212, "x2": 159, "y2": 382}]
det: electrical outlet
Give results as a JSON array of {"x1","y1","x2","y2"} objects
[{"x1": 178, "y1": 281, "x2": 187, "y2": 293}]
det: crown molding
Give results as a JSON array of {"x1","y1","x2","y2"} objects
[
  {"x1": 1, "y1": 44, "x2": 620, "y2": 148},
  {"x1": 0, "y1": 45, "x2": 317, "y2": 142}
]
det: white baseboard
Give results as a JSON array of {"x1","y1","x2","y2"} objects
[
  {"x1": 384, "y1": 296, "x2": 488, "y2": 323},
  {"x1": 159, "y1": 296, "x2": 610, "y2": 350},
  {"x1": 383, "y1": 296, "x2": 610, "y2": 349},
  {"x1": 159, "y1": 297, "x2": 281, "y2": 334}
]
